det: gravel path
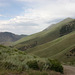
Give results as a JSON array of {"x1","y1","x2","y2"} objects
[{"x1": 63, "y1": 65, "x2": 75, "y2": 75}]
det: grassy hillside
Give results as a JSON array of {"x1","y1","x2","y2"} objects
[
  {"x1": 26, "y1": 31, "x2": 75, "y2": 62},
  {"x1": 13, "y1": 18, "x2": 74, "y2": 50},
  {"x1": 0, "y1": 45, "x2": 63, "y2": 75}
]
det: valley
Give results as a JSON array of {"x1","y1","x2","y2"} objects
[{"x1": 0, "y1": 18, "x2": 75, "y2": 75}]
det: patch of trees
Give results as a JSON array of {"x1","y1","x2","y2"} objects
[
  {"x1": 60, "y1": 20, "x2": 75, "y2": 36},
  {"x1": 19, "y1": 41, "x2": 37, "y2": 51}
]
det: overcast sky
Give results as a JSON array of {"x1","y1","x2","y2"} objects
[{"x1": 0, "y1": 0, "x2": 75, "y2": 35}]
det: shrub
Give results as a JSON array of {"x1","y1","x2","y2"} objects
[
  {"x1": 27, "y1": 60, "x2": 39, "y2": 70},
  {"x1": 38, "y1": 61, "x2": 45, "y2": 71},
  {"x1": 2, "y1": 62, "x2": 17, "y2": 70},
  {"x1": 0, "y1": 52, "x2": 1, "y2": 55},
  {"x1": 48, "y1": 59, "x2": 63, "y2": 73},
  {"x1": 37, "y1": 60, "x2": 50, "y2": 71},
  {"x1": 0, "y1": 45, "x2": 6, "y2": 48}
]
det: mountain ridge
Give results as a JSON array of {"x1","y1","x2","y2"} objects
[
  {"x1": 0, "y1": 32, "x2": 27, "y2": 45},
  {"x1": 13, "y1": 18, "x2": 75, "y2": 51}
]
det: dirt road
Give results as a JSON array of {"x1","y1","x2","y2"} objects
[{"x1": 63, "y1": 65, "x2": 75, "y2": 75}]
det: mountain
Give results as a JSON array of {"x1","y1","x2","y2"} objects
[
  {"x1": 26, "y1": 31, "x2": 75, "y2": 62},
  {"x1": 13, "y1": 18, "x2": 74, "y2": 50},
  {"x1": 0, "y1": 32, "x2": 27, "y2": 45},
  {"x1": 12, "y1": 18, "x2": 75, "y2": 63}
]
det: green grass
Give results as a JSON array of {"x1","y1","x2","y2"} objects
[
  {"x1": 0, "y1": 45, "x2": 63, "y2": 73},
  {"x1": 26, "y1": 31, "x2": 75, "y2": 62},
  {"x1": 12, "y1": 18, "x2": 75, "y2": 63}
]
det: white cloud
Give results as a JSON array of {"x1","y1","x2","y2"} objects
[
  {"x1": 0, "y1": 15, "x2": 3, "y2": 16},
  {"x1": 0, "y1": 0, "x2": 75, "y2": 34}
]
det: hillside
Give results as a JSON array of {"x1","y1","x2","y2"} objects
[
  {"x1": 13, "y1": 18, "x2": 75, "y2": 51},
  {"x1": 12, "y1": 18, "x2": 75, "y2": 63},
  {"x1": 0, "y1": 45, "x2": 63, "y2": 75},
  {"x1": 0, "y1": 32, "x2": 27, "y2": 45},
  {"x1": 26, "y1": 31, "x2": 75, "y2": 62}
]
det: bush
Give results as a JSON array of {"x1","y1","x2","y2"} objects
[
  {"x1": 48, "y1": 59, "x2": 63, "y2": 73},
  {"x1": 2, "y1": 62, "x2": 17, "y2": 70},
  {"x1": 26, "y1": 59, "x2": 63, "y2": 73},
  {"x1": 27, "y1": 60, "x2": 39, "y2": 70},
  {"x1": 0, "y1": 45, "x2": 6, "y2": 48},
  {"x1": 38, "y1": 60, "x2": 50, "y2": 71}
]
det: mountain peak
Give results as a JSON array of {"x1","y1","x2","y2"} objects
[{"x1": 64, "y1": 17, "x2": 73, "y2": 21}]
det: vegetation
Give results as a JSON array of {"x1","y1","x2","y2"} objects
[
  {"x1": 26, "y1": 31, "x2": 75, "y2": 62},
  {"x1": 0, "y1": 45, "x2": 63, "y2": 74},
  {"x1": 1, "y1": 18, "x2": 75, "y2": 74},
  {"x1": 0, "y1": 70, "x2": 62, "y2": 75},
  {"x1": 60, "y1": 20, "x2": 75, "y2": 36},
  {"x1": 48, "y1": 59, "x2": 63, "y2": 73}
]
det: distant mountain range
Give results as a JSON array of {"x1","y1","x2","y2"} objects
[{"x1": 0, "y1": 32, "x2": 27, "y2": 45}]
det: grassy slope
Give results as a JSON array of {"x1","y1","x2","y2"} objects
[
  {"x1": 26, "y1": 31, "x2": 75, "y2": 62},
  {"x1": 12, "y1": 18, "x2": 75, "y2": 62},
  {"x1": 13, "y1": 18, "x2": 74, "y2": 48},
  {"x1": 0, "y1": 45, "x2": 63, "y2": 75}
]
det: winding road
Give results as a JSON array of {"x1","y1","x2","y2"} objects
[{"x1": 63, "y1": 65, "x2": 75, "y2": 75}]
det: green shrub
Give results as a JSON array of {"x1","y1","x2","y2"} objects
[
  {"x1": 0, "y1": 45, "x2": 6, "y2": 48},
  {"x1": 37, "y1": 60, "x2": 49, "y2": 71},
  {"x1": 27, "y1": 60, "x2": 39, "y2": 70},
  {"x1": 48, "y1": 59, "x2": 63, "y2": 73},
  {"x1": 0, "y1": 52, "x2": 1, "y2": 55},
  {"x1": 3, "y1": 62, "x2": 17, "y2": 70}
]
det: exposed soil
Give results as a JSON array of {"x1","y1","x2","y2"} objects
[{"x1": 64, "y1": 65, "x2": 75, "y2": 75}]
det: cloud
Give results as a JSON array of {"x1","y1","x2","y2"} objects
[
  {"x1": 0, "y1": 0, "x2": 75, "y2": 34},
  {"x1": 0, "y1": 15, "x2": 3, "y2": 16}
]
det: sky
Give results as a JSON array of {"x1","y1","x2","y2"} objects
[{"x1": 0, "y1": 0, "x2": 75, "y2": 35}]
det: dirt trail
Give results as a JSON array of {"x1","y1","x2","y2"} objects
[{"x1": 63, "y1": 65, "x2": 75, "y2": 75}]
